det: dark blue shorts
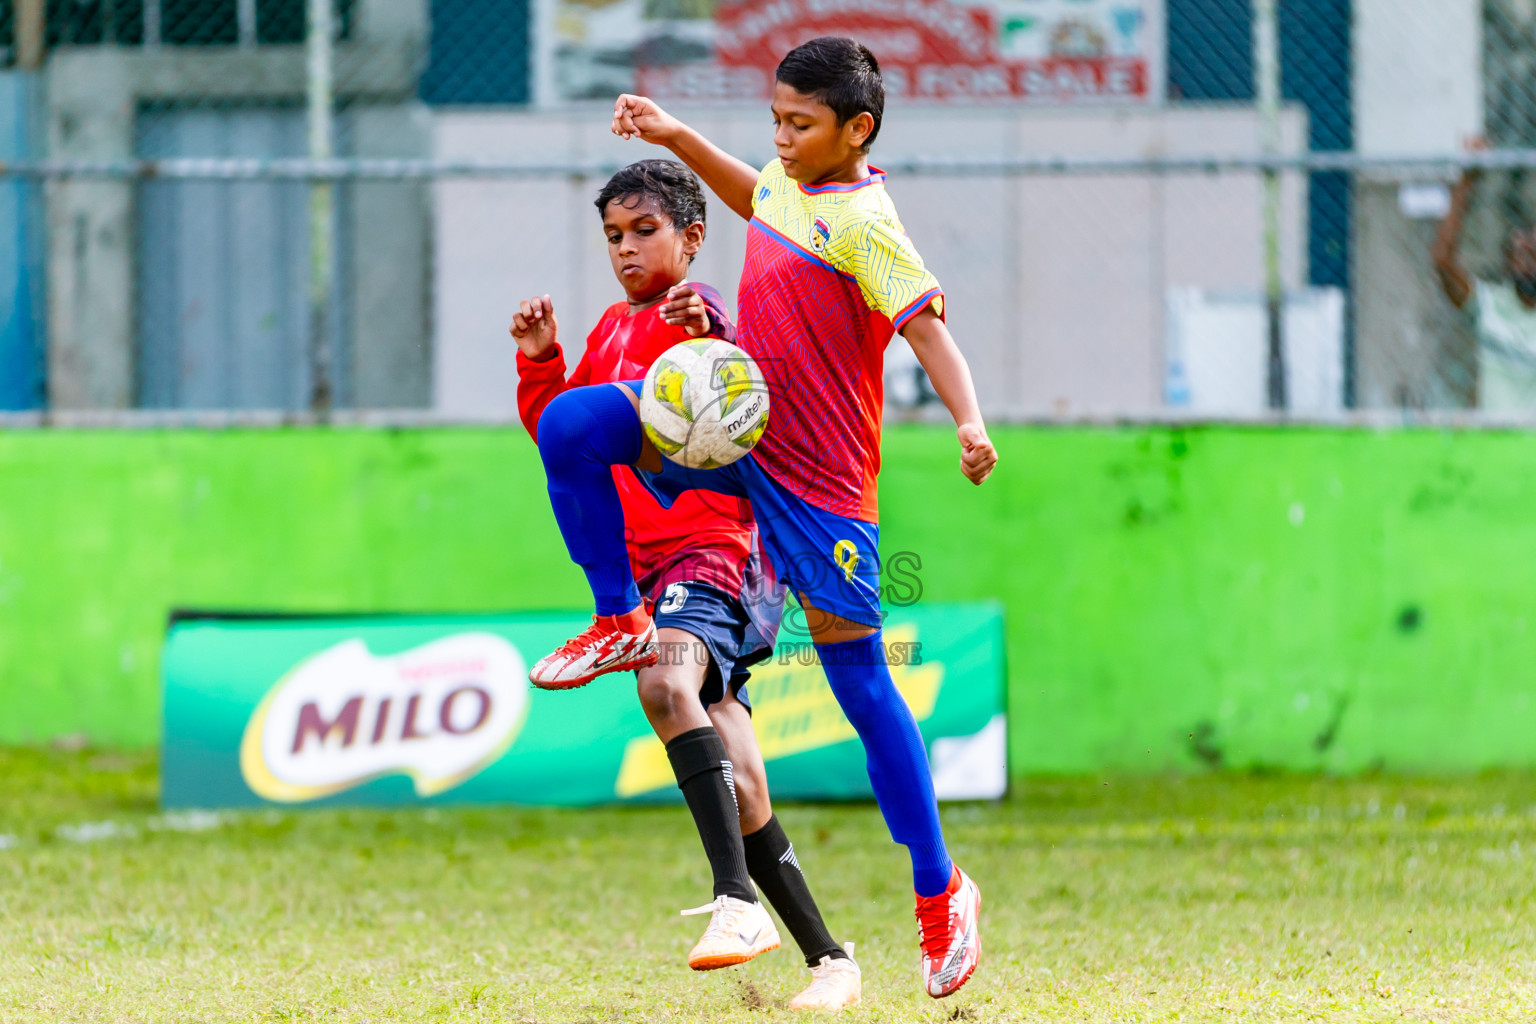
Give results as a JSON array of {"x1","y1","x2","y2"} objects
[
  {"x1": 619, "y1": 379, "x2": 884, "y2": 629},
  {"x1": 652, "y1": 580, "x2": 772, "y2": 709}
]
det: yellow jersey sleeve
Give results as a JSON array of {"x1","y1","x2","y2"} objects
[
  {"x1": 751, "y1": 160, "x2": 783, "y2": 214},
  {"x1": 826, "y1": 204, "x2": 944, "y2": 329}
]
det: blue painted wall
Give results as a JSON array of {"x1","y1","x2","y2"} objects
[
  {"x1": 0, "y1": 72, "x2": 42, "y2": 411},
  {"x1": 421, "y1": 0, "x2": 531, "y2": 104}
]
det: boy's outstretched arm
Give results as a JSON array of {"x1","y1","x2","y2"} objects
[
  {"x1": 612, "y1": 95, "x2": 759, "y2": 221},
  {"x1": 901, "y1": 310, "x2": 998, "y2": 485}
]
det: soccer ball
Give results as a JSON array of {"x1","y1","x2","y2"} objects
[{"x1": 640, "y1": 339, "x2": 770, "y2": 469}]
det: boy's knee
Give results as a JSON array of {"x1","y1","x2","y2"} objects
[
  {"x1": 824, "y1": 670, "x2": 902, "y2": 729},
  {"x1": 537, "y1": 390, "x2": 596, "y2": 464},
  {"x1": 823, "y1": 663, "x2": 890, "y2": 701},
  {"x1": 636, "y1": 666, "x2": 698, "y2": 720},
  {"x1": 538, "y1": 385, "x2": 641, "y2": 469}
]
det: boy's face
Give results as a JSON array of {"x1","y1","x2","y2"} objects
[
  {"x1": 602, "y1": 196, "x2": 703, "y2": 304},
  {"x1": 771, "y1": 82, "x2": 874, "y2": 184}
]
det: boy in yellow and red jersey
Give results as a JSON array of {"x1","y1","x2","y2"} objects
[{"x1": 527, "y1": 39, "x2": 997, "y2": 998}]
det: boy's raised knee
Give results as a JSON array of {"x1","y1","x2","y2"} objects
[
  {"x1": 536, "y1": 385, "x2": 642, "y2": 469},
  {"x1": 536, "y1": 389, "x2": 596, "y2": 462}
]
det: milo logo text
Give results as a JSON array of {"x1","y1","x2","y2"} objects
[{"x1": 240, "y1": 633, "x2": 529, "y2": 802}]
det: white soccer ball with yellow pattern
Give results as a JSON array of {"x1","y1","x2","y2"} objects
[{"x1": 640, "y1": 339, "x2": 770, "y2": 470}]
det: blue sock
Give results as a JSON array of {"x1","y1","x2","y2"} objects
[
  {"x1": 536, "y1": 385, "x2": 643, "y2": 616},
  {"x1": 818, "y1": 631, "x2": 954, "y2": 897}
]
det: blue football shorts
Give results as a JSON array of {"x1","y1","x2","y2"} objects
[{"x1": 650, "y1": 580, "x2": 774, "y2": 709}]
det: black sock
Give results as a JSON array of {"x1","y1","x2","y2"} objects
[
  {"x1": 743, "y1": 815, "x2": 846, "y2": 967},
  {"x1": 665, "y1": 727, "x2": 755, "y2": 904}
]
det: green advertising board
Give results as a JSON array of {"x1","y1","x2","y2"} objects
[{"x1": 161, "y1": 603, "x2": 1005, "y2": 809}]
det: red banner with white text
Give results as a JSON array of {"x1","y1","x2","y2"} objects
[{"x1": 561, "y1": 0, "x2": 1162, "y2": 105}]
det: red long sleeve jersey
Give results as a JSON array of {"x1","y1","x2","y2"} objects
[{"x1": 517, "y1": 286, "x2": 755, "y2": 599}]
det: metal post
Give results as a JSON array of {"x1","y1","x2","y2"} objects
[
  {"x1": 238, "y1": 0, "x2": 258, "y2": 47},
  {"x1": 144, "y1": 0, "x2": 162, "y2": 48},
  {"x1": 1254, "y1": 0, "x2": 1286, "y2": 411},
  {"x1": 306, "y1": 0, "x2": 335, "y2": 417},
  {"x1": 16, "y1": 0, "x2": 44, "y2": 70}
]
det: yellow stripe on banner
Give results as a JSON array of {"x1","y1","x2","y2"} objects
[
  {"x1": 614, "y1": 734, "x2": 676, "y2": 799},
  {"x1": 613, "y1": 624, "x2": 943, "y2": 798}
]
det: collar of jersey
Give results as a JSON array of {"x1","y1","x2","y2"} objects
[{"x1": 797, "y1": 167, "x2": 886, "y2": 195}]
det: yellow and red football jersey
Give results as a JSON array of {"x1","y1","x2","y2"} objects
[{"x1": 737, "y1": 158, "x2": 944, "y2": 523}]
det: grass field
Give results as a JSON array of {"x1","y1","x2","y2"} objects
[{"x1": 4, "y1": 750, "x2": 1536, "y2": 1022}]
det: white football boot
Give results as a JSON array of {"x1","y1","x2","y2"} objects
[
  {"x1": 680, "y1": 894, "x2": 780, "y2": 971},
  {"x1": 788, "y1": 942, "x2": 862, "y2": 1012}
]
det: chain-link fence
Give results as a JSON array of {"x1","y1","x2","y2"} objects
[{"x1": 2, "y1": 0, "x2": 1536, "y2": 424}]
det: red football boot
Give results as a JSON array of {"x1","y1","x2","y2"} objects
[
  {"x1": 916, "y1": 866, "x2": 981, "y2": 998},
  {"x1": 529, "y1": 605, "x2": 658, "y2": 690}
]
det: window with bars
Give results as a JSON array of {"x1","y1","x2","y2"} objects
[{"x1": 0, "y1": 0, "x2": 353, "y2": 53}]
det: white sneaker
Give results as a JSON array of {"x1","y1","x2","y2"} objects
[
  {"x1": 788, "y1": 942, "x2": 862, "y2": 1012},
  {"x1": 680, "y1": 895, "x2": 780, "y2": 971}
]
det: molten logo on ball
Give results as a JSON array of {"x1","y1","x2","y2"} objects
[{"x1": 239, "y1": 634, "x2": 530, "y2": 802}]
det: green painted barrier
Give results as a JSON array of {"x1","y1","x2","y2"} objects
[
  {"x1": 4, "y1": 425, "x2": 1536, "y2": 773},
  {"x1": 160, "y1": 606, "x2": 1005, "y2": 808}
]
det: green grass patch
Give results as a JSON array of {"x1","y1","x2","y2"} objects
[{"x1": 4, "y1": 749, "x2": 1536, "y2": 1021}]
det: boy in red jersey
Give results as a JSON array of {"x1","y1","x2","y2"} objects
[
  {"x1": 512, "y1": 160, "x2": 860, "y2": 1011},
  {"x1": 527, "y1": 41, "x2": 996, "y2": 998}
]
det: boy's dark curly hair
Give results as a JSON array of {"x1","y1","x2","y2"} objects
[{"x1": 594, "y1": 159, "x2": 708, "y2": 235}]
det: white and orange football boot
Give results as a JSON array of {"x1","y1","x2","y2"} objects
[
  {"x1": 915, "y1": 866, "x2": 981, "y2": 998},
  {"x1": 680, "y1": 895, "x2": 780, "y2": 971},
  {"x1": 788, "y1": 943, "x2": 862, "y2": 1012},
  {"x1": 528, "y1": 605, "x2": 658, "y2": 690}
]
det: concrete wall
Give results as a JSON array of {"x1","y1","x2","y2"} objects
[
  {"x1": 42, "y1": 0, "x2": 433, "y2": 411},
  {"x1": 8, "y1": 424, "x2": 1536, "y2": 778},
  {"x1": 1354, "y1": 0, "x2": 1482, "y2": 159},
  {"x1": 45, "y1": 50, "x2": 135, "y2": 410},
  {"x1": 432, "y1": 103, "x2": 1309, "y2": 420},
  {"x1": 1350, "y1": 0, "x2": 1485, "y2": 411},
  {"x1": 351, "y1": 105, "x2": 434, "y2": 409}
]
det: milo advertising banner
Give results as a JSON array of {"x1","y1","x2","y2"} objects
[{"x1": 161, "y1": 604, "x2": 1005, "y2": 809}]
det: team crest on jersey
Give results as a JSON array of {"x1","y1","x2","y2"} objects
[{"x1": 810, "y1": 217, "x2": 831, "y2": 253}]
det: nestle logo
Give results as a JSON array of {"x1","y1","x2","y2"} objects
[{"x1": 240, "y1": 634, "x2": 530, "y2": 802}]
